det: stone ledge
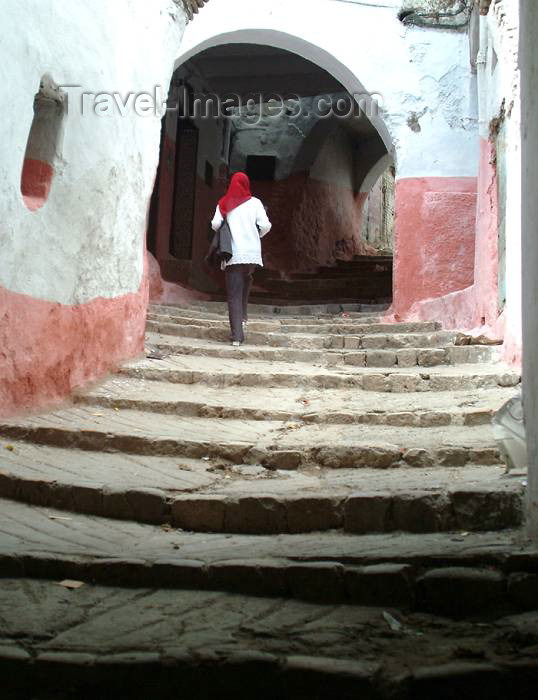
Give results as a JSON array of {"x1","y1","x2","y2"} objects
[
  {"x1": 1, "y1": 548, "x2": 537, "y2": 616},
  {"x1": 0, "y1": 468, "x2": 522, "y2": 534}
]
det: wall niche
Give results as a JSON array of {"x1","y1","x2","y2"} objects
[{"x1": 21, "y1": 74, "x2": 66, "y2": 211}]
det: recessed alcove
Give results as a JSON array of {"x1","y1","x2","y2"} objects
[{"x1": 20, "y1": 74, "x2": 66, "y2": 211}]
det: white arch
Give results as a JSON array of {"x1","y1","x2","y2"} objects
[
  {"x1": 174, "y1": 28, "x2": 395, "y2": 156},
  {"x1": 175, "y1": 0, "x2": 479, "y2": 180}
]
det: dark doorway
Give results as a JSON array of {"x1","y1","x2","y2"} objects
[{"x1": 170, "y1": 119, "x2": 199, "y2": 260}]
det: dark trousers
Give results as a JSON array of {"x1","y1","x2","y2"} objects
[{"x1": 225, "y1": 264, "x2": 255, "y2": 342}]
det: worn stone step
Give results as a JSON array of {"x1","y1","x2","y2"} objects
[
  {"x1": 0, "y1": 498, "x2": 535, "y2": 616},
  {"x1": 120, "y1": 353, "x2": 520, "y2": 393},
  {"x1": 146, "y1": 331, "x2": 499, "y2": 367},
  {"x1": 0, "y1": 440, "x2": 523, "y2": 533},
  {"x1": 0, "y1": 404, "x2": 502, "y2": 468},
  {"x1": 150, "y1": 304, "x2": 385, "y2": 326},
  {"x1": 147, "y1": 312, "x2": 391, "y2": 332},
  {"x1": 148, "y1": 314, "x2": 442, "y2": 337},
  {"x1": 2, "y1": 578, "x2": 538, "y2": 700},
  {"x1": 160, "y1": 300, "x2": 389, "y2": 317},
  {"x1": 75, "y1": 374, "x2": 509, "y2": 427}
]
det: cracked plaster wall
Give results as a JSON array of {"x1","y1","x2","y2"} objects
[{"x1": 0, "y1": 0, "x2": 188, "y2": 305}]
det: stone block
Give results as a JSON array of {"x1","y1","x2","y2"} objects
[
  {"x1": 403, "y1": 448, "x2": 435, "y2": 468},
  {"x1": 151, "y1": 558, "x2": 208, "y2": 589},
  {"x1": 436, "y1": 447, "x2": 469, "y2": 466},
  {"x1": 125, "y1": 488, "x2": 166, "y2": 524},
  {"x1": 450, "y1": 489, "x2": 523, "y2": 530},
  {"x1": 20, "y1": 478, "x2": 71, "y2": 510},
  {"x1": 386, "y1": 412, "x2": 418, "y2": 426},
  {"x1": 0, "y1": 470, "x2": 19, "y2": 500},
  {"x1": 497, "y1": 373, "x2": 521, "y2": 388},
  {"x1": 344, "y1": 352, "x2": 366, "y2": 367},
  {"x1": 396, "y1": 348, "x2": 418, "y2": 367},
  {"x1": 390, "y1": 493, "x2": 452, "y2": 533},
  {"x1": 469, "y1": 447, "x2": 501, "y2": 464},
  {"x1": 101, "y1": 488, "x2": 134, "y2": 521},
  {"x1": 417, "y1": 567, "x2": 506, "y2": 617},
  {"x1": 208, "y1": 559, "x2": 264, "y2": 595},
  {"x1": 362, "y1": 374, "x2": 391, "y2": 392},
  {"x1": 225, "y1": 496, "x2": 288, "y2": 534},
  {"x1": 389, "y1": 374, "x2": 421, "y2": 393},
  {"x1": 286, "y1": 562, "x2": 345, "y2": 602},
  {"x1": 464, "y1": 410, "x2": 492, "y2": 426},
  {"x1": 316, "y1": 445, "x2": 400, "y2": 469},
  {"x1": 344, "y1": 493, "x2": 391, "y2": 533},
  {"x1": 88, "y1": 558, "x2": 151, "y2": 587},
  {"x1": 71, "y1": 484, "x2": 104, "y2": 516},
  {"x1": 366, "y1": 350, "x2": 397, "y2": 367},
  {"x1": 325, "y1": 353, "x2": 344, "y2": 368},
  {"x1": 345, "y1": 563, "x2": 415, "y2": 607},
  {"x1": 507, "y1": 573, "x2": 538, "y2": 610},
  {"x1": 262, "y1": 450, "x2": 303, "y2": 470},
  {"x1": 448, "y1": 346, "x2": 497, "y2": 365},
  {"x1": 417, "y1": 349, "x2": 448, "y2": 367},
  {"x1": 331, "y1": 336, "x2": 345, "y2": 349},
  {"x1": 419, "y1": 411, "x2": 451, "y2": 427},
  {"x1": 344, "y1": 336, "x2": 361, "y2": 349},
  {"x1": 361, "y1": 335, "x2": 388, "y2": 349},
  {"x1": 171, "y1": 496, "x2": 226, "y2": 532},
  {"x1": 286, "y1": 496, "x2": 342, "y2": 533}
]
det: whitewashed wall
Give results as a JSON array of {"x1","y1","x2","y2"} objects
[{"x1": 0, "y1": 0, "x2": 188, "y2": 305}]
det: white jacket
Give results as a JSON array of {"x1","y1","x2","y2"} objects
[{"x1": 211, "y1": 197, "x2": 271, "y2": 267}]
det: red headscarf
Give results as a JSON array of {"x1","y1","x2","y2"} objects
[{"x1": 218, "y1": 172, "x2": 252, "y2": 216}]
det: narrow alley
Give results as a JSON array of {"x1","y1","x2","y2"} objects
[{"x1": 2, "y1": 0, "x2": 538, "y2": 697}]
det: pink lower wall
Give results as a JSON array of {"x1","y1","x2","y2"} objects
[
  {"x1": 0, "y1": 274, "x2": 148, "y2": 418},
  {"x1": 394, "y1": 139, "x2": 521, "y2": 361},
  {"x1": 392, "y1": 176, "x2": 478, "y2": 319}
]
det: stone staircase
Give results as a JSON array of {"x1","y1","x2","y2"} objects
[
  {"x1": 239, "y1": 255, "x2": 393, "y2": 306},
  {"x1": 0, "y1": 301, "x2": 537, "y2": 698}
]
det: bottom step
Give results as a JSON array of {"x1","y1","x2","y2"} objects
[{"x1": 1, "y1": 578, "x2": 538, "y2": 700}]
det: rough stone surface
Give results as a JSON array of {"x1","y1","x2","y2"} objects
[
  {"x1": 0, "y1": 301, "x2": 533, "y2": 695},
  {"x1": 2, "y1": 578, "x2": 538, "y2": 698}
]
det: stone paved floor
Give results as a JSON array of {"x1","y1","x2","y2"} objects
[{"x1": 2, "y1": 578, "x2": 538, "y2": 699}]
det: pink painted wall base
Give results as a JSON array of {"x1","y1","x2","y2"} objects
[
  {"x1": 0, "y1": 280, "x2": 148, "y2": 418},
  {"x1": 392, "y1": 176, "x2": 478, "y2": 319},
  {"x1": 388, "y1": 141, "x2": 521, "y2": 366}
]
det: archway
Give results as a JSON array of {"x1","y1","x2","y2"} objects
[
  {"x1": 166, "y1": 7, "x2": 482, "y2": 318},
  {"x1": 149, "y1": 32, "x2": 396, "y2": 306}
]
